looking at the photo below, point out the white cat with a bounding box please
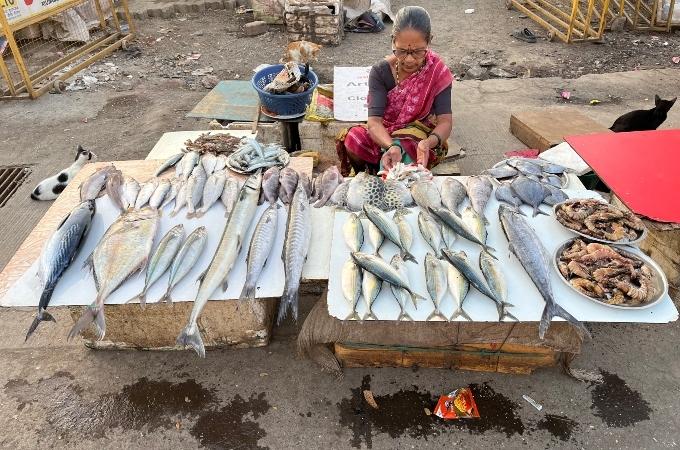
[31,146,96,201]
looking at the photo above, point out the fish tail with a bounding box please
[176,323,206,358]
[426,309,447,321]
[484,245,499,259]
[239,280,256,302]
[363,311,377,320]
[344,311,361,321]
[169,210,179,218]
[541,301,591,340]
[25,309,56,342]
[533,206,549,217]
[398,310,413,321]
[450,307,472,322]
[482,215,490,225]
[193,210,206,219]
[276,288,299,325]
[402,250,417,264]
[409,291,427,307]
[67,305,103,341]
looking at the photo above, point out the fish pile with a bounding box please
[225,139,290,174]
[378,163,433,186]
[184,133,242,155]
[557,239,656,306]
[555,199,646,243]
[330,172,413,212]
[484,158,570,216]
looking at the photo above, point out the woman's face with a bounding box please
[393,28,429,73]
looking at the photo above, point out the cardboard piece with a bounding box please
[566,129,680,223]
[510,108,610,152]
[333,66,371,122]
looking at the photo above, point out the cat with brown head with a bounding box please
[610,95,677,132]
[281,40,322,65]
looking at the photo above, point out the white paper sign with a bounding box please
[333,66,371,122]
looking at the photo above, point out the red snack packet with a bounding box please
[504,149,539,158]
[433,388,480,420]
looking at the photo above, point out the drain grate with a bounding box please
[0,166,31,208]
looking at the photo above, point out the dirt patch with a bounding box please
[590,370,652,427]
[97,94,152,121]
[536,414,579,442]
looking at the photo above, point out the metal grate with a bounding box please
[0,166,31,208]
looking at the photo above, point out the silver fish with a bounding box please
[367,220,383,255]
[342,259,362,320]
[389,254,415,320]
[462,206,487,245]
[69,208,160,340]
[418,210,444,257]
[155,153,184,177]
[161,178,181,209]
[479,250,517,321]
[170,181,189,217]
[425,253,447,321]
[214,154,228,172]
[311,174,323,202]
[363,203,416,263]
[240,204,278,301]
[135,178,159,210]
[466,175,493,224]
[507,158,543,176]
[105,170,125,212]
[149,178,171,210]
[440,178,467,215]
[194,170,226,218]
[495,184,524,210]
[121,176,140,210]
[343,212,364,253]
[530,159,566,174]
[26,200,95,340]
[393,210,413,255]
[221,177,240,218]
[186,165,208,219]
[279,167,299,205]
[444,260,471,321]
[127,224,184,307]
[361,268,381,320]
[351,252,426,306]
[542,184,568,206]
[314,166,342,208]
[542,174,563,188]
[80,165,116,201]
[180,151,200,180]
[484,164,519,179]
[441,249,510,320]
[330,179,350,208]
[159,226,208,303]
[498,205,589,339]
[510,176,549,217]
[260,166,280,205]
[177,171,262,357]
[278,181,312,323]
[410,179,442,211]
[429,207,496,255]
[441,225,457,250]
[201,152,218,175]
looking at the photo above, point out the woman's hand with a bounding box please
[381,146,402,171]
[416,137,435,167]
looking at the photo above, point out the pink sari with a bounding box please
[337,51,453,175]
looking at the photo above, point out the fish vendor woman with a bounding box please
[337,6,453,176]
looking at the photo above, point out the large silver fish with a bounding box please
[342,259,362,320]
[155,152,184,177]
[177,171,262,357]
[194,170,226,218]
[498,205,590,339]
[465,176,493,224]
[26,200,96,340]
[127,224,184,307]
[361,268,381,320]
[444,259,471,321]
[278,167,299,205]
[461,206,488,246]
[429,207,496,255]
[278,180,312,323]
[479,250,517,321]
[313,166,343,208]
[179,151,200,180]
[495,184,524,210]
[69,208,160,340]
[121,176,140,210]
[418,211,444,258]
[410,180,442,211]
[343,212,364,252]
[80,165,116,201]
[159,226,208,303]
[260,166,280,205]
[510,176,549,217]
[185,165,207,218]
[389,254,415,320]
[424,253,447,321]
[351,252,425,306]
[240,204,278,301]
[363,203,416,263]
[393,210,413,255]
[440,177,467,216]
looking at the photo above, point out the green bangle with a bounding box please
[383,140,403,155]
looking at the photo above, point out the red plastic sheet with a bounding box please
[566,129,680,223]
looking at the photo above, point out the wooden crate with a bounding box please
[510,108,611,152]
[284,0,344,46]
[335,342,562,375]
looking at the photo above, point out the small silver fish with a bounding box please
[342,259,362,320]
[80,165,116,201]
[105,170,125,212]
[221,177,240,218]
[425,253,447,321]
[440,178,467,215]
[479,250,517,321]
[159,226,208,303]
[367,220,383,256]
[462,206,487,246]
[444,260,471,321]
[418,211,444,258]
[363,203,416,263]
[343,212,364,253]
[351,252,426,307]
[162,178,182,209]
[170,181,189,217]
[201,152,218,175]
[186,166,208,219]
[194,170,226,218]
[361,269,381,320]
[135,178,159,210]
[393,210,413,255]
[466,175,493,224]
[149,178,171,210]
[180,151,200,180]
[155,153,184,177]
[240,204,279,301]
[389,254,415,320]
[122,176,140,210]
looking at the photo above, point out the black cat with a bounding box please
[610,95,676,132]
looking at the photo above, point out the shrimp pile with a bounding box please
[557,239,656,306]
[555,199,646,243]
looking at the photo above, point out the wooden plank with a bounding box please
[510,108,611,152]
[334,343,562,374]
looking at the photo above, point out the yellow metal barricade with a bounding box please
[0,0,134,99]
[608,0,677,32]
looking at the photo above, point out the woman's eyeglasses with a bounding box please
[392,48,428,59]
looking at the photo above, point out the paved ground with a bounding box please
[1,2,680,449]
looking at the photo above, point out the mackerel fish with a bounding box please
[389,254,414,320]
[351,252,425,306]
[418,210,443,258]
[343,212,364,253]
[461,206,488,246]
[479,250,517,321]
[465,175,493,224]
[361,268,381,320]
[363,203,416,263]
[440,177,467,215]
[425,253,447,321]
[443,259,471,321]
[342,259,362,320]
[428,207,496,256]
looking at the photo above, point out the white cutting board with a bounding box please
[327,178,679,323]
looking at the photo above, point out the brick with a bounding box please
[299,121,322,139]
[147,7,163,17]
[223,0,237,10]
[245,20,268,36]
[161,5,176,18]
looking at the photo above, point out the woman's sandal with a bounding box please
[511,28,537,43]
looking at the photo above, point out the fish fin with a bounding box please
[484,246,499,260]
[193,210,205,219]
[398,310,413,321]
[533,205,549,217]
[82,252,94,271]
[409,291,427,307]
[426,310,447,321]
[540,301,591,340]
[276,288,299,324]
[239,281,256,302]
[450,308,472,321]
[402,251,417,264]
[221,277,229,292]
[24,309,55,342]
[67,305,99,340]
[196,268,208,284]
[344,311,361,321]
[363,311,377,320]
[158,289,172,304]
[482,215,490,225]
[176,323,206,358]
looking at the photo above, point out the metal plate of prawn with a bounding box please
[491,159,569,188]
[552,200,648,246]
[552,237,668,310]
